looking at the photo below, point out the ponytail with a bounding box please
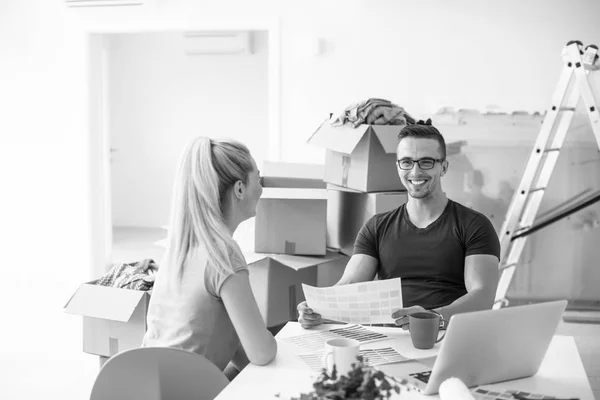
[164,137,253,277]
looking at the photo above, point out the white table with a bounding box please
[216,322,595,400]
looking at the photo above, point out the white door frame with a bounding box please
[85,19,281,277]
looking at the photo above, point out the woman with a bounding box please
[142,137,277,378]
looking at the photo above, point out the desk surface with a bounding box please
[216,322,594,400]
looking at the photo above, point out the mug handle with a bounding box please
[322,350,334,373]
[436,317,447,343]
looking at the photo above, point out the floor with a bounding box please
[17,227,593,400]
[111,226,169,264]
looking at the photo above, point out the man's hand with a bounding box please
[391,305,427,330]
[297,301,323,329]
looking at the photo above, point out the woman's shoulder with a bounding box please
[227,241,248,272]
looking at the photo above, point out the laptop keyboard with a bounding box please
[409,370,432,383]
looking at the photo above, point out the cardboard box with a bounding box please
[260,161,325,189]
[245,251,349,327]
[254,161,329,256]
[308,121,405,192]
[326,184,408,256]
[254,187,328,256]
[64,282,150,358]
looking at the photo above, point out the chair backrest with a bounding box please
[90,347,230,400]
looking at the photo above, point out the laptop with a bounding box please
[404,300,568,395]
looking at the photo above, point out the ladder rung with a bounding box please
[513,226,531,236]
[559,107,576,111]
[512,189,600,241]
[500,263,517,271]
[528,187,546,194]
[543,148,561,152]
[493,298,509,309]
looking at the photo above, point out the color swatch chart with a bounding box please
[302,278,402,324]
[281,324,389,353]
[297,347,411,372]
[473,388,563,400]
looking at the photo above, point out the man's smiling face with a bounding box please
[396,137,448,200]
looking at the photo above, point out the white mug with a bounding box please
[322,338,360,376]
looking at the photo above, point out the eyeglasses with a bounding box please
[396,158,444,170]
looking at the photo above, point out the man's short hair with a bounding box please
[397,119,446,160]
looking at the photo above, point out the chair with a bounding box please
[90,347,230,400]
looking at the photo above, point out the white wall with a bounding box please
[0,1,98,399]
[277,0,600,164]
[73,0,600,163]
[108,31,268,227]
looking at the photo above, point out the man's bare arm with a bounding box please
[434,254,499,323]
[336,254,379,285]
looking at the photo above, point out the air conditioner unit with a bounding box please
[65,0,144,7]
[183,31,253,55]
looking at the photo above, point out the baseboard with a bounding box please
[562,310,600,324]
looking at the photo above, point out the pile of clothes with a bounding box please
[330,98,416,128]
[96,258,158,291]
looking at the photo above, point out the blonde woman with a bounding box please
[142,137,277,379]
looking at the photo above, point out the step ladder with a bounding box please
[494,40,600,309]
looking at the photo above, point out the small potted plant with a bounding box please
[277,355,410,400]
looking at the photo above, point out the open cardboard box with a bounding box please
[245,250,349,327]
[326,184,408,256]
[308,120,405,192]
[64,281,150,358]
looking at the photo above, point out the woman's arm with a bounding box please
[221,270,277,366]
[230,345,249,372]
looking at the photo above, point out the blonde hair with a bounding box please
[165,137,254,277]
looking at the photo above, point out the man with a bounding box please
[298,119,500,329]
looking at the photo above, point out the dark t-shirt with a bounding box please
[354,199,500,309]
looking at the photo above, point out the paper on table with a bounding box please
[472,388,565,400]
[297,347,412,372]
[281,324,390,353]
[302,278,402,325]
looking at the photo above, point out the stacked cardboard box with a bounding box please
[249,161,349,327]
[308,120,409,256]
[254,161,327,256]
[251,120,409,326]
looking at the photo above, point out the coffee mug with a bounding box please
[399,311,446,350]
[322,338,360,376]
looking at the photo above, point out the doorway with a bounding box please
[88,25,280,277]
